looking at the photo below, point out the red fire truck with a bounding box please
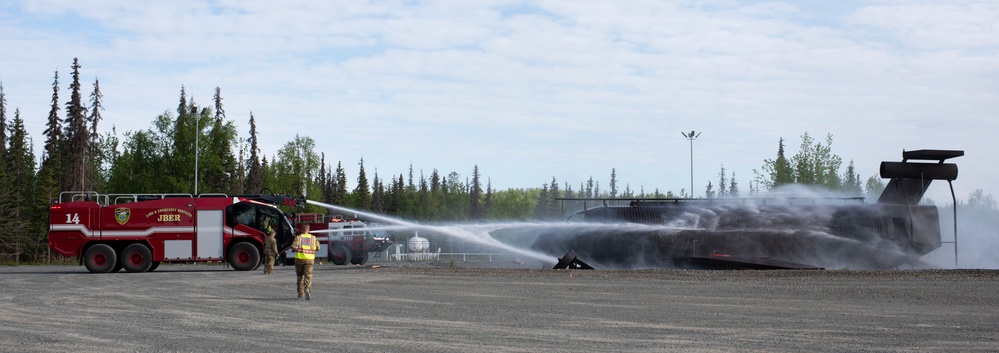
[286,214,394,266]
[48,191,302,273]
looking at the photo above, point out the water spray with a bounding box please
[305,200,555,263]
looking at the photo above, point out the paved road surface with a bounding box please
[1,263,997,352]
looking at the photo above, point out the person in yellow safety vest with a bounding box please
[291,223,320,300]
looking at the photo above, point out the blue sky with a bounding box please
[1,0,996,203]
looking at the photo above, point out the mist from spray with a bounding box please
[305,199,725,268]
[305,182,975,270]
[923,205,999,269]
[306,200,557,264]
[551,184,940,270]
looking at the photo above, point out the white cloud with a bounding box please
[0,0,996,205]
[846,1,999,50]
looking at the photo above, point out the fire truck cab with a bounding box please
[48,191,299,273]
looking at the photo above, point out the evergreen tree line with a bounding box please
[2,58,995,263]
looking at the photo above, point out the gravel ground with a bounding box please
[1,262,997,352]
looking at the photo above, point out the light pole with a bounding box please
[194,112,200,195]
[681,130,701,198]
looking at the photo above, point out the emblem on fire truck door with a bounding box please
[115,207,131,225]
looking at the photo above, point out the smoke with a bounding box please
[922,205,999,269]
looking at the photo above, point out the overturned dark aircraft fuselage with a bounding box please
[534,149,962,270]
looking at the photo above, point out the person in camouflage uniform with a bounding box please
[262,217,278,275]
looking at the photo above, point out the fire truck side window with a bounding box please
[227,203,257,228]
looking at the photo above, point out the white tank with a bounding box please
[407,233,430,253]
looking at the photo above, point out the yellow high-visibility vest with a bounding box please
[294,233,319,260]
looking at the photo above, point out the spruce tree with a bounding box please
[203,111,234,193]
[333,161,348,205]
[469,165,483,220]
[717,165,728,197]
[318,153,328,201]
[6,111,38,261]
[37,70,63,212]
[417,171,429,220]
[843,160,862,196]
[729,172,739,197]
[428,169,441,220]
[484,179,493,218]
[548,176,560,219]
[245,112,263,193]
[371,173,383,212]
[389,174,404,214]
[609,168,617,198]
[63,58,89,191]
[534,182,549,220]
[260,155,271,191]
[170,86,197,193]
[203,89,236,193]
[87,78,104,191]
[756,137,794,190]
[213,87,225,124]
[0,82,7,156]
[0,84,8,255]
[353,158,371,210]
[324,166,334,204]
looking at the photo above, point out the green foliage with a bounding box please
[332,162,348,205]
[609,168,617,198]
[62,58,91,192]
[792,132,842,189]
[469,165,484,220]
[352,158,371,210]
[4,111,41,262]
[534,182,552,219]
[967,189,997,210]
[756,133,847,192]
[717,165,727,197]
[728,172,739,197]
[756,137,794,189]
[244,112,263,193]
[200,88,238,194]
[865,174,886,199]
[843,160,863,196]
[272,134,320,197]
[487,188,539,220]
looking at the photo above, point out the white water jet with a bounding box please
[306,200,557,263]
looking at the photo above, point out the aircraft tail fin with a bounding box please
[877,149,963,205]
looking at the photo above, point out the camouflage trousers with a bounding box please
[294,259,314,296]
[263,255,275,274]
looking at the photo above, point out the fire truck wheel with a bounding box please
[331,245,352,266]
[121,244,153,273]
[350,252,368,265]
[228,242,260,271]
[148,261,160,272]
[83,244,118,273]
